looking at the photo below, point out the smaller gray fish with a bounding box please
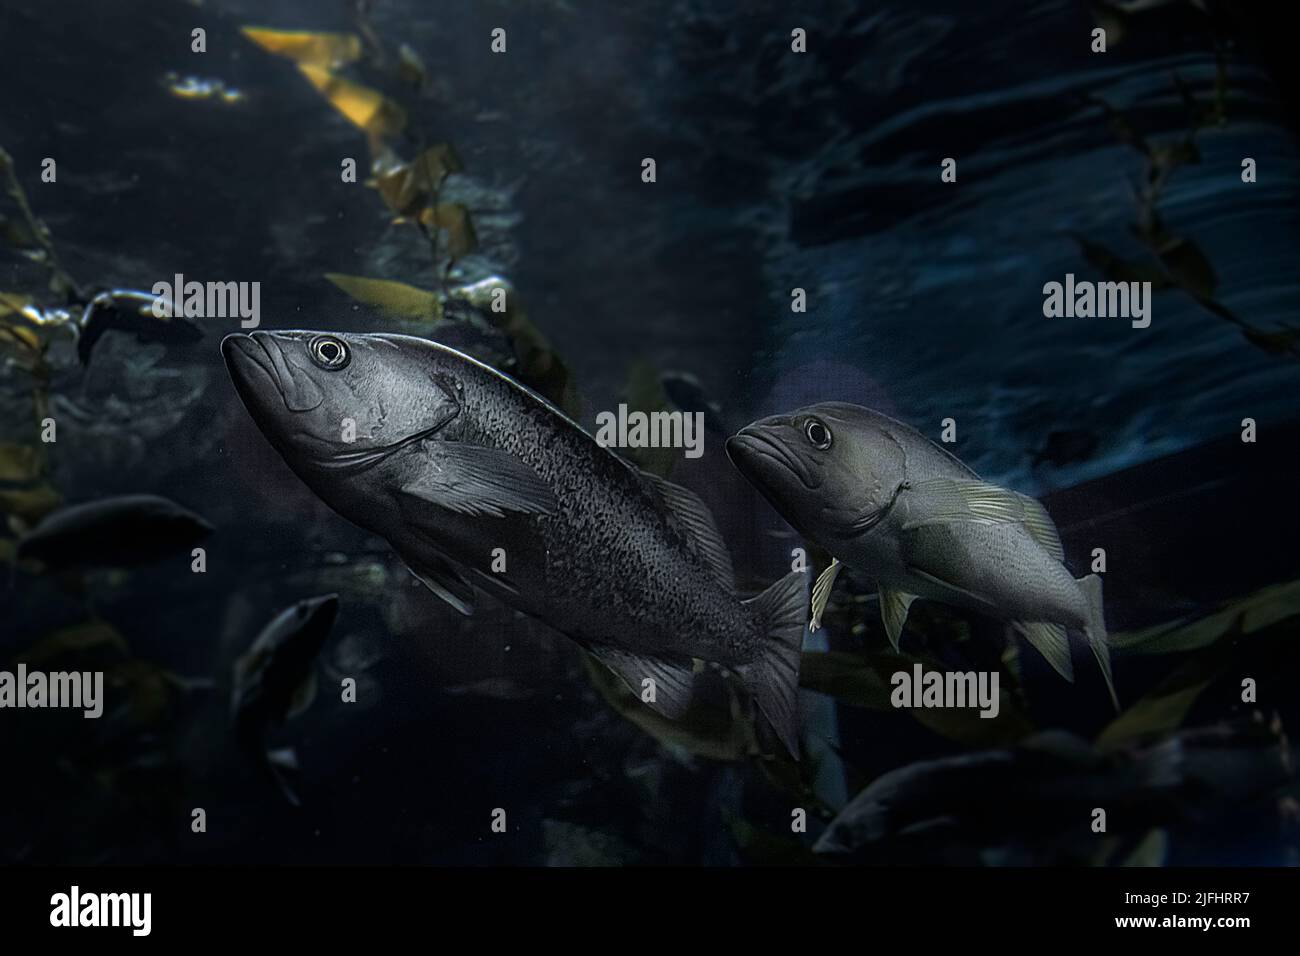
[17,494,213,571]
[727,403,1117,708]
[231,594,339,806]
[76,289,202,366]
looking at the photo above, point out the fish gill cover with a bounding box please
[0,0,1296,879]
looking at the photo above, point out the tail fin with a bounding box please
[739,570,807,758]
[1079,573,1119,711]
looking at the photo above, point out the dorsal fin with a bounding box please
[642,473,734,589]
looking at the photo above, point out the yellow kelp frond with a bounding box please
[297,64,406,144]
[240,27,362,69]
[0,442,41,484]
[372,145,464,217]
[0,482,61,526]
[324,273,443,323]
[418,202,477,260]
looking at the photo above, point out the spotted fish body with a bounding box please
[726,402,1117,708]
[222,331,805,752]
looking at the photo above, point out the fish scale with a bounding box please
[452,370,751,661]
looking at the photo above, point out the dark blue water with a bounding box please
[1,0,1297,866]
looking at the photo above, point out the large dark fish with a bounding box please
[16,494,213,570]
[231,593,339,806]
[221,330,806,752]
[727,403,1117,708]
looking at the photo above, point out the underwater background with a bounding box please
[1,0,1297,865]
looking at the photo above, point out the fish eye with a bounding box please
[805,418,832,450]
[309,336,350,370]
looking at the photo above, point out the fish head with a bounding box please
[222,330,464,476]
[269,592,340,654]
[726,402,908,542]
[233,593,339,716]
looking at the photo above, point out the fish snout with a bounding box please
[723,430,748,463]
[726,426,817,491]
[222,332,324,413]
[222,333,276,397]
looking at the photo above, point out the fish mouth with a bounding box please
[726,427,818,491]
[222,333,284,411]
[221,332,324,412]
[222,332,297,418]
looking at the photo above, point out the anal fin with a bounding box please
[1013,621,1075,683]
[879,586,917,651]
[404,553,475,616]
[587,645,697,719]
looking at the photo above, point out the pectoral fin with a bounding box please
[900,476,1024,528]
[587,645,697,718]
[879,586,917,651]
[809,558,842,631]
[401,441,557,518]
[901,477,1065,561]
